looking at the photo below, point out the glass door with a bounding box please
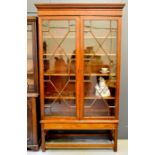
[41,17,79,118]
[82,17,118,118]
[27,23,35,92]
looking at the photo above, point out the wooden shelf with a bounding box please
[84,53,116,56]
[44,96,115,100]
[84,73,116,76]
[43,36,116,39]
[44,73,116,76]
[43,53,75,56]
[45,134,113,145]
[109,106,115,108]
[45,96,76,99]
[45,143,113,149]
[44,103,76,109]
[84,96,115,100]
[43,53,116,56]
[44,73,75,76]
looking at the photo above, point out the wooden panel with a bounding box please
[35,3,125,16]
[27,98,33,145]
[41,119,118,123]
[38,17,45,120]
[31,98,37,145]
[38,10,123,16]
[35,3,125,10]
[27,97,39,150]
[80,16,119,20]
[44,123,116,130]
[49,133,111,137]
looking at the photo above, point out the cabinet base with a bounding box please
[40,124,118,152]
[46,143,114,149]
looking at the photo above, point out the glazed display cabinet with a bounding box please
[35,3,125,151]
[27,16,40,150]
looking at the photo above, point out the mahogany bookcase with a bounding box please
[35,3,125,152]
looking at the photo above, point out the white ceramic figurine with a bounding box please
[95,77,111,97]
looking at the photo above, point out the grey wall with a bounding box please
[27,0,128,139]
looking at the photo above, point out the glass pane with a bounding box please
[27,24,35,92]
[84,20,117,117]
[42,20,76,117]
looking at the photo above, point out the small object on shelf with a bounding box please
[95,77,111,97]
[85,46,94,58]
[100,67,110,73]
[54,57,68,73]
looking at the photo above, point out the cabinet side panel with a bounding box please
[115,17,122,120]
[38,17,45,119]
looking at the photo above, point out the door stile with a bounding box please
[115,17,122,120]
[75,16,81,120]
[79,16,84,120]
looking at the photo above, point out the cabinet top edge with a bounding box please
[35,3,125,10]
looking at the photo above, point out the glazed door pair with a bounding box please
[40,16,118,119]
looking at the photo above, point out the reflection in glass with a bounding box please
[45,99,76,117]
[27,24,35,92]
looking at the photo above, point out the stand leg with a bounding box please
[113,128,118,152]
[41,125,45,152]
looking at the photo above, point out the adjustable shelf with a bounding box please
[44,73,116,76]
[45,96,76,100]
[84,96,115,100]
[43,53,116,56]
[44,96,115,100]
[44,73,76,76]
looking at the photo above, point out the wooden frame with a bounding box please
[27,96,39,150]
[35,3,125,152]
[27,17,40,151]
